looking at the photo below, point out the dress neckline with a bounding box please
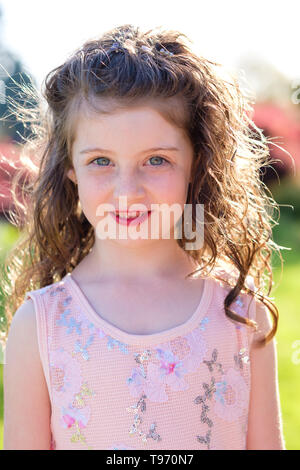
[65,272,214,345]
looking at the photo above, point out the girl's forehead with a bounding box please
[72,95,189,137]
[68,95,192,162]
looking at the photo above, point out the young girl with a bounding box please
[1,24,286,450]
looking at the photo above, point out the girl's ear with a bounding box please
[67,168,77,185]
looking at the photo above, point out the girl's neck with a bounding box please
[73,242,200,284]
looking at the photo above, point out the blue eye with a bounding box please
[91,157,111,166]
[147,156,169,166]
[90,156,170,167]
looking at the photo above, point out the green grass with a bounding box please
[0,215,299,450]
[0,221,19,451]
[272,263,300,450]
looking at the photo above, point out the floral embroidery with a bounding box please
[134,349,151,377]
[126,394,162,444]
[108,443,137,450]
[214,380,227,404]
[50,348,83,407]
[56,308,82,335]
[203,348,224,374]
[157,348,188,379]
[127,326,208,404]
[195,345,248,449]
[213,368,248,422]
[183,327,208,373]
[61,403,90,430]
[197,429,212,448]
[194,349,221,449]
[49,347,94,449]
[55,288,130,387]
[127,367,147,396]
[74,382,95,407]
[233,295,251,394]
[49,285,66,296]
[62,296,72,307]
[125,323,210,445]
[75,309,97,332]
[68,381,95,449]
[232,296,246,330]
[234,348,250,370]
[73,335,94,361]
[235,296,244,308]
[199,316,209,331]
[106,335,129,354]
[145,352,189,402]
[90,324,106,339]
[127,348,188,403]
[38,285,53,296]
[126,350,163,444]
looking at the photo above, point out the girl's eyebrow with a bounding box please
[79,146,180,155]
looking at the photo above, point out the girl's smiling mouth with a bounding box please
[111,210,152,226]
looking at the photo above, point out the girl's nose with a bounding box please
[113,171,145,201]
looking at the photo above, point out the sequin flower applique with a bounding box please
[73,335,94,361]
[182,326,209,373]
[56,307,82,335]
[234,348,250,370]
[213,367,248,422]
[232,295,247,330]
[49,348,95,449]
[145,348,189,402]
[61,404,90,434]
[66,381,95,449]
[50,348,83,407]
[106,335,129,354]
[126,393,162,444]
[127,327,208,403]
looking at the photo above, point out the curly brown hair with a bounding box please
[0,23,287,349]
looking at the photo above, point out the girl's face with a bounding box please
[68,102,194,246]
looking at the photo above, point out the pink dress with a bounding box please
[24,268,257,450]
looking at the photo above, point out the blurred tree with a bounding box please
[236,54,300,186]
[0,4,39,218]
[236,53,297,108]
[0,4,37,144]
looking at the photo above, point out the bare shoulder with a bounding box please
[246,297,286,449]
[11,297,36,324]
[7,298,38,350]
[5,297,41,373]
[251,295,274,348]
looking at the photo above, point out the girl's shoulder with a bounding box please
[22,276,72,332]
[24,275,70,301]
[208,261,255,292]
[207,262,257,323]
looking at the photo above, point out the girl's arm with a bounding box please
[3,299,52,450]
[246,299,286,450]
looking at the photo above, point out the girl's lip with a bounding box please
[114,210,151,214]
[111,211,151,226]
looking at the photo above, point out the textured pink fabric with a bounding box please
[24,269,256,450]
